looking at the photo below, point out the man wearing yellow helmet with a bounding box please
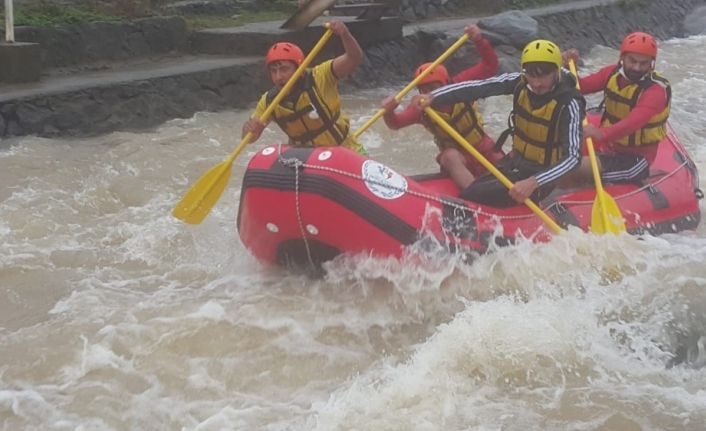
[379,24,503,191]
[420,39,586,207]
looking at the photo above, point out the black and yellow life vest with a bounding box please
[266,71,363,153]
[509,75,583,166]
[601,67,671,147]
[423,102,486,151]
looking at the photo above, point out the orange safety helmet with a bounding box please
[266,42,305,66]
[415,62,449,86]
[620,32,657,58]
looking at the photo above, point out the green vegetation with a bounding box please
[179,0,297,29]
[0,0,298,28]
[1,0,573,29]
[1,4,123,26]
[183,11,292,31]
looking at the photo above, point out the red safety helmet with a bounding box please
[265,42,305,66]
[415,63,449,86]
[620,32,657,58]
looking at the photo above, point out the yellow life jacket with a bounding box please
[510,75,583,166]
[601,68,671,147]
[266,71,364,154]
[423,101,486,151]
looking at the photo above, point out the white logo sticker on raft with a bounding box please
[362,160,407,200]
[261,147,276,156]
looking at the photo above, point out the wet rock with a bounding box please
[15,104,51,134]
[497,55,521,74]
[14,17,188,69]
[478,10,538,48]
[684,6,706,35]
[6,119,23,136]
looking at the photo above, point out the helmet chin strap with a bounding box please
[618,59,652,82]
[619,65,649,82]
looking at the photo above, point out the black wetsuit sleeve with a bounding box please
[430,72,522,107]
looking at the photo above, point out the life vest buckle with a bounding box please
[695,188,704,200]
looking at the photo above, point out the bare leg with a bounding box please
[438,148,475,189]
[556,156,601,188]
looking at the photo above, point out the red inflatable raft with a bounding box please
[238,123,701,269]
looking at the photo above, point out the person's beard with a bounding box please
[624,68,647,82]
[619,63,648,82]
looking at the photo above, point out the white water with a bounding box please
[1,36,706,431]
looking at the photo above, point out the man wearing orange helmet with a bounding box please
[379,24,502,191]
[563,31,670,183]
[242,20,366,154]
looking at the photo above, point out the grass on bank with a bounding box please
[1,4,123,26]
[182,11,292,31]
[1,0,588,29]
[0,0,295,28]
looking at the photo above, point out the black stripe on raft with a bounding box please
[239,170,419,246]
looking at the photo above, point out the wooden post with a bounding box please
[4,0,14,43]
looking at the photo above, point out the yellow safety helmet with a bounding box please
[520,39,562,70]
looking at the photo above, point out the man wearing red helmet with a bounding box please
[379,24,503,191]
[242,20,366,154]
[563,31,670,184]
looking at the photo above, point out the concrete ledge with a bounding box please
[191,17,403,57]
[0,55,267,137]
[0,42,42,83]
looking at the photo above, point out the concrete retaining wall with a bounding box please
[3,16,189,69]
[0,62,268,137]
[351,0,706,90]
[1,0,705,138]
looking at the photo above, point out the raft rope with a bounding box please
[289,154,317,269]
[557,159,689,205]
[276,145,690,225]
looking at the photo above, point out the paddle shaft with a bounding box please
[352,34,470,139]
[568,59,612,232]
[424,107,563,234]
[172,28,333,224]
[229,28,334,164]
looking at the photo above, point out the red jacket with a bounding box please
[384,37,498,129]
[578,64,668,149]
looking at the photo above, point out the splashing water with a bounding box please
[2,36,706,431]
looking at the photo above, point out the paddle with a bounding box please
[423,107,563,234]
[280,0,335,30]
[172,28,334,224]
[568,60,626,234]
[351,33,471,139]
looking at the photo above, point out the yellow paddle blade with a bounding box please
[590,191,626,234]
[172,159,234,224]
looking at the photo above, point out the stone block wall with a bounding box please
[349,0,706,90]
[3,16,189,69]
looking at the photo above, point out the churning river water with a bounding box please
[2,36,706,430]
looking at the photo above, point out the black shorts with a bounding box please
[460,156,554,208]
[597,153,649,183]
